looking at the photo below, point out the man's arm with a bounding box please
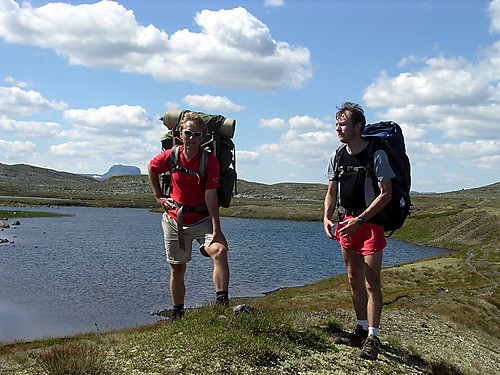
[205,188,227,246]
[323,180,338,239]
[148,164,172,212]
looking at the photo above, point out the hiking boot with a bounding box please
[334,325,368,347]
[171,308,185,321]
[215,294,229,306]
[359,334,381,360]
[150,308,184,321]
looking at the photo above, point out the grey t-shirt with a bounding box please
[326,142,396,207]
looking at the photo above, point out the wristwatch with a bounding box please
[356,216,365,225]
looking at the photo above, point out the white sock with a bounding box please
[357,320,368,331]
[368,327,379,337]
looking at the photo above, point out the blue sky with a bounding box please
[0,0,499,193]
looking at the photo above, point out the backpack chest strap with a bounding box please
[339,165,367,174]
[172,165,204,184]
[170,146,209,185]
[338,206,365,217]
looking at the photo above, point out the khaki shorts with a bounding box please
[162,213,213,264]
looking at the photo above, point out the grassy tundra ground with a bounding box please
[0,167,498,374]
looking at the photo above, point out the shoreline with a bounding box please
[0,206,450,342]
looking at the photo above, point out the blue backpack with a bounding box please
[335,121,412,236]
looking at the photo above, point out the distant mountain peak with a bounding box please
[83,164,141,181]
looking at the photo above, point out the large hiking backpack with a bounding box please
[335,121,411,236]
[159,109,237,208]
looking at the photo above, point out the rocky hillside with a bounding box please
[1,162,498,203]
[0,163,97,186]
[0,162,328,199]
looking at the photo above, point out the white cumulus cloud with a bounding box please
[0,1,312,90]
[0,116,61,137]
[256,129,338,167]
[182,95,245,113]
[362,1,500,180]
[0,86,67,116]
[288,115,333,130]
[0,139,38,164]
[236,150,259,164]
[259,118,287,129]
[5,76,31,87]
[488,0,500,33]
[259,116,332,131]
[63,104,154,138]
[0,139,37,153]
[264,0,285,8]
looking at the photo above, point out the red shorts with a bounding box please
[334,216,386,256]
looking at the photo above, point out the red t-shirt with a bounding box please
[149,146,220,224]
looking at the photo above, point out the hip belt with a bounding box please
[338,206,365,218]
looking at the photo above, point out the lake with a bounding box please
[0,206,451,343]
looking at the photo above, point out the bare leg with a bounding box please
[204,243,229,292]
[363,251,383,328]
[169,263,186,306]
[341,247,368,321]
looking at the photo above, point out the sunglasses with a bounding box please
[182,129,204,138]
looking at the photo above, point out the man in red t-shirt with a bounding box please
[148,112,230,319]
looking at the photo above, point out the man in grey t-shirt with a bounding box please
[323,102,394,360]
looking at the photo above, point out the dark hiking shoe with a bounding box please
[359,334,381,360]
[334,325,368,347]
[150,308,184,321]
[215,294,229,306]
[172,308,185,321]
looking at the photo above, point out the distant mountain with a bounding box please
[83,165,141,181]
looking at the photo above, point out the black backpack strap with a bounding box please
[334,144,347,179]
[364,140,383,198]
[198,149,209,178]
[170,145,180,170]
[336,142,372,216]
[171,147,208,184]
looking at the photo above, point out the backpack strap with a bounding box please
[169,145,210,250]
[198,148,208,178]
[335,144,368,175]
[333,143,347,179]
[366,140,377,189]
[170,146,209,183]
[335,142,373,215]
[170,145,180,171]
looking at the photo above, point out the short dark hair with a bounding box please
[336,102,366,132]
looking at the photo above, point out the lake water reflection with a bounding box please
[0,206,451,343]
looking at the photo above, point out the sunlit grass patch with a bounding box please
[37,341,109,375]
[111,305,334,374]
